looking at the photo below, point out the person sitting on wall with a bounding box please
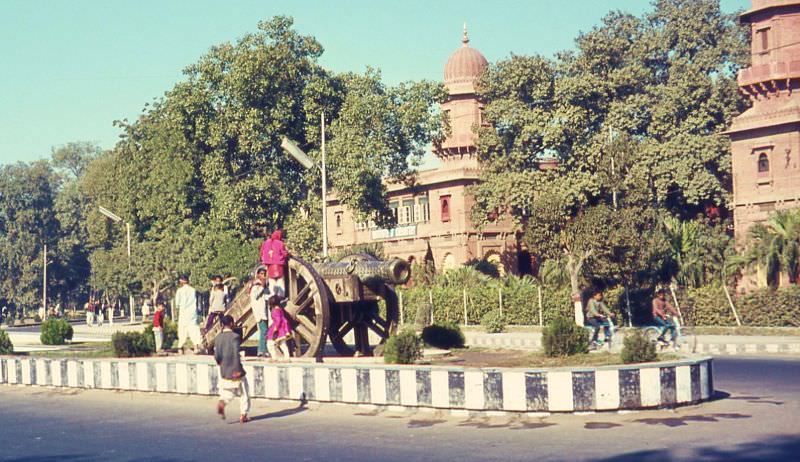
[652,288,680,347]
[586,290,614,349]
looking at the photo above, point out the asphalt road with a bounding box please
[0,356,798,462]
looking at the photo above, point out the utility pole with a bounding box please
[609,127,618,210]
[321,112,328,258]
[42,244,47,321]
[127,222,134,323]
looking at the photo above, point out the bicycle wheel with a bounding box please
[643,326,662,345]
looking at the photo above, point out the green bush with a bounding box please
[621,330,658,364]
[542,317,590,357]
[0,330,13,354]
[111,331,154,357]
[681,286,800,327]
[383,329,423,364]
[39,318,74,345]
[142,317,178,350]
[421,321,465,349]
[481,309,506,333]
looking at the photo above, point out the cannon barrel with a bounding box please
[313,258,410,285]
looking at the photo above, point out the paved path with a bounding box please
[0,356,798,461]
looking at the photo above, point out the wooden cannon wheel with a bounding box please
[284,256,330,358]
[327,254,400,356]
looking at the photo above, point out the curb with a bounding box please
[0,355,713,413]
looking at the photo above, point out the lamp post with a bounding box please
[280,112,328,257]
[98,206,134,324]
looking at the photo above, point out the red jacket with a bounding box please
[152,310,165,328]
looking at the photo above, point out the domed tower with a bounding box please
[436,25,488,168]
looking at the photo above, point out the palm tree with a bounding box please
[662,216,702,288]
[742,209,800,286]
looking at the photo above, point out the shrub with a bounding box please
[0,330,13,354]
[542,317,590,357]
[112,331,154,357]
[142,317,178,350]
[421,321,465,349]
[33,314,42,323]
[621,330,658,364]
[481,309,506,333]
[383,329,423,364]
[40,318,74,345]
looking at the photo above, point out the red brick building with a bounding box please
[726,1,800,237]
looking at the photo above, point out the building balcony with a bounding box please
[738,59,800,87]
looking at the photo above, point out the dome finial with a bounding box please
[462,22,469,46]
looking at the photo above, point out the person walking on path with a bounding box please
[175,275,202,354]
[84,298,95,327]
[250,267,270,357]
[141,298,151,323]
[652,288,680,346]
[214,315,250,423]
[260,230,289,297]
[152,301,166,353]
[266,295,291,360]
[586,290,614,349]
[206,282,226,332]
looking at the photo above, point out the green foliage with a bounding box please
[329,242,385,261]
[741,209,800,287]
[481,309,506,334]
[142,318,178,350]
[542,317,590,357]
[383,329,422,364]
[621,330,657,364]
[111,331,154,357]
[683,286,800,328]
[465,258,500,278]
[421,321,465,349]
[39,318,74,345]
[0,329,13,354]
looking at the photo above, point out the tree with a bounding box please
[742,209,800,286]
[0,162,61,309]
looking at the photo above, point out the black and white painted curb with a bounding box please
[0,356,713,413]
[464,333,800,355]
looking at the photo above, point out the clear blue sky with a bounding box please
[0,0,750,165]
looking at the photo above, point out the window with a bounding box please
[389,201,398,222]
[398,199,414,225]
[756,28,769,52]
[758,153,770,173]
[335,212,343,234]
[414,196,430,223]
[440,195,451,222]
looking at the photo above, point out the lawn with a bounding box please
[424,348,679,368]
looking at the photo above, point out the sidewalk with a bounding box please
[463,331,800,355]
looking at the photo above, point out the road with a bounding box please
[0,356,798,462]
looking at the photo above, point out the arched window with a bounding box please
[335,214,342,228]
[758,153,770,173]
[440,195,451,222]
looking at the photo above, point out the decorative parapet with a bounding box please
[0,356,714,413]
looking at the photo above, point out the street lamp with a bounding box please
[98,205,134,324]
[281,112,328,257]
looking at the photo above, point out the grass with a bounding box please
[14,342,115,359]
[426,348,676,368]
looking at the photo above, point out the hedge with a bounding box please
[399,275,800,328]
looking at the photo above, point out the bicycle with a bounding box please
[642,316,696,353]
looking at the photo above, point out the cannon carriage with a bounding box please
[202,254,410,358]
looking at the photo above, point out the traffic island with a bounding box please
[0,354,713,413]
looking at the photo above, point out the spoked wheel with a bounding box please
[328,254,400,356]
[284,256,330,358]
[643,326,663,349]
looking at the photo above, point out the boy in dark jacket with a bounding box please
[214,315,250,423]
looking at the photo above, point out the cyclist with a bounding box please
[652,288,680,348]
[586,290,614,349]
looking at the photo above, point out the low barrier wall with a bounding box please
[0,356,713,413]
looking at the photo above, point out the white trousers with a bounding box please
[268,278,285,298]
[219,377,251,416]
[267,338,289,359]
[153,327,163,352]
[177,323,202,350]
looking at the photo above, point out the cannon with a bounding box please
[202,254,410,358]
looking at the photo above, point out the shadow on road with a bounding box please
[249,402,307,422]
[632,412,750,428]
[592,434,800,462]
